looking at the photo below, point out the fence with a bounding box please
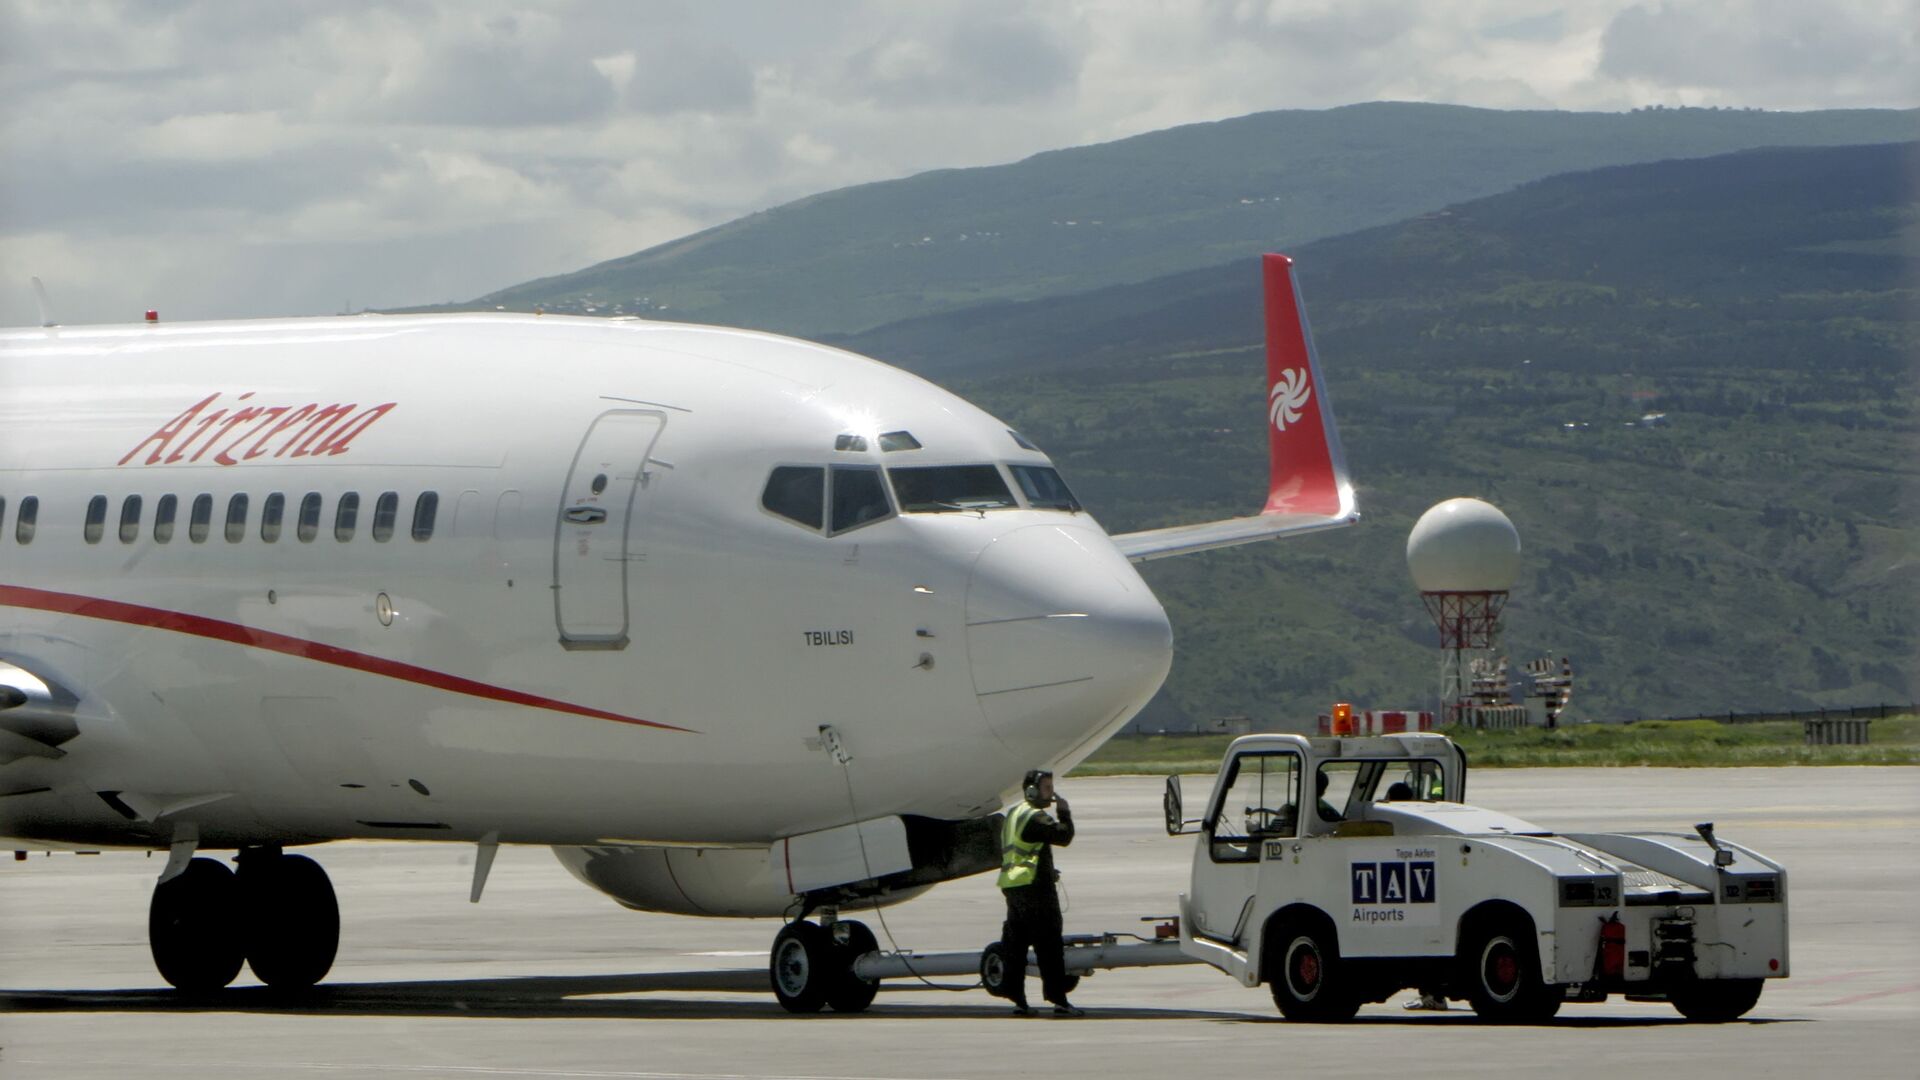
[1690,704,1914,725]
[1803,717,1874,745]
[1131,703,1913,737]
[1634,702,1914,747]
[1443,705,1528,731]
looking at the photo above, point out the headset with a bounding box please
[1023,769,1053,804]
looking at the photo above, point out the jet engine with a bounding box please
[552,813,998,917]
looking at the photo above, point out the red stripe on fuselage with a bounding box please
[0,584,693,734]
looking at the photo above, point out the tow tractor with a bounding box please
[824,731,1787,1022]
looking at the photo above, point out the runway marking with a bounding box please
[1817,983,1920,1008]
[13,1064,972,1080]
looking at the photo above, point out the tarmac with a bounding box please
[3,766,1917,1079]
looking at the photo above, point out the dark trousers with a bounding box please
[1002,884,1070,1005]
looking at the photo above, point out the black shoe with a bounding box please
[1051,1002,1085,1017]
[1009,1002,1034,1016]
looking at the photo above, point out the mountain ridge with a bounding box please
[841,140,1919,727]
[426,102,1918,338]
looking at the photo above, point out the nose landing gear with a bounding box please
[148,848,341,991]
[769,916,880,1013]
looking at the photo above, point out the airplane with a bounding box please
[0,253,1355,1012]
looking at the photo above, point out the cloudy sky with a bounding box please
[2,0,1914,327]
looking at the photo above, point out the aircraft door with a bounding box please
[553,410,665,649]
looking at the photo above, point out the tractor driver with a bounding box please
[1315,769,1344,823]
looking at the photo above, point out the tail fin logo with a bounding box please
[1268,368,1312,432]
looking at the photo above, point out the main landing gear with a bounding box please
[149,847,340,992]
[769,916,880,1013]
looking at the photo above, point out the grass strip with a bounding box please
[1074,715,1920,775]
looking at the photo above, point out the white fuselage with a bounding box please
[0,314,1173,854]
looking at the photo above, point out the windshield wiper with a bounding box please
[908,501,988,518]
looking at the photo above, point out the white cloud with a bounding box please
[129,112,303,162]
[834,9,1081,107]
[1598,0,1920,108]
[0,0,1913,327]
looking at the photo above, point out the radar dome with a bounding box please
[1407,498,1521,593]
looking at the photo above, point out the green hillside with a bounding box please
[840,142,1919,728]
[445,103,1916,338]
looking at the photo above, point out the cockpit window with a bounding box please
[1010,465,1081,512]
[889,465,1017,513]
[763,466,825,529]
[1008,430,1039,451]
[830,465,892,534]
[879,431,921,452]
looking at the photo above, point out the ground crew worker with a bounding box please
[998,768,1081,1016]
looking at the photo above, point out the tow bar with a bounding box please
[848,919,1199,993]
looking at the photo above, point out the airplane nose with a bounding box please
[966,524,1173,761]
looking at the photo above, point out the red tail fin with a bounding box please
[1108,253,1356,562]
[1262,253,1346,516]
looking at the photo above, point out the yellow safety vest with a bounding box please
[998,803,1044,889]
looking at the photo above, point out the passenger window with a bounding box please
[118,495,143,543]
[762,466,825,530]
[15,496,36,544]
[830,466,892,534]
[1209,752,1300,863]
[84,496,107,544]
[335,492,360,541]
[411,491,438,541]
[189,494,213,544]
[889,465,1017,513]
[298,492,323,542]
[0,496,6,535]
[225,494,250,543]
[493,490,521,540]
[154,494,177,544]
[372,491,399,542]
[1011,465,1081,512]
[260,493,285,542]
[451,489,485,539]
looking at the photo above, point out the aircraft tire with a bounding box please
[825,920,879,1013]
[241,852,340,990]
[770,920,833,1013]
[149,856,244,992]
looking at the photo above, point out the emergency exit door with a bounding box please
[553,410,665,649]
